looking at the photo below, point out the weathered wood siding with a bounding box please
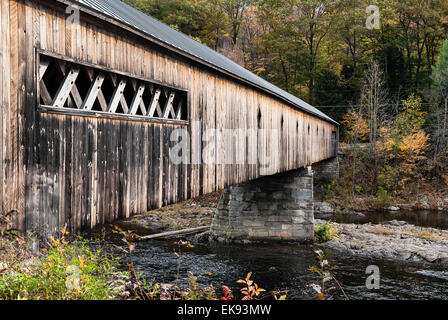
[0,0,338,235]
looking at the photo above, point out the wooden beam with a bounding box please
[85,68,108,111]
[56,60,82,108]
[108,78,127,113]
[176,101,183,120]
[39,81,53,105]
[138,226,209,241]
[51,65,80,108]
[147,88,161,117]
[163,91,175,119]
[81,72,106,110]
[129,83,145,115]
[109,75,129,113]
[39,57,50,81]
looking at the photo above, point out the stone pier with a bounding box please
[210,167,315,243]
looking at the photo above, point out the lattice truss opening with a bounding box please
[39,55,188,120]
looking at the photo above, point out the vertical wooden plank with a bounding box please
[0,0,4,218]
[1,0,11,218]
[125,120,132,217]
[38,116,48,236]
[104,119,112,223]
[146,123,154,209]
[78,118,86,230]
[90,118,98,229]
[8,0,19,229]
[96,118,104,225]
[14,0,26,231]
[119,119,128,219]
[51,115,60,234]
[142,123,148,211]
[23,0,39,233]
[113,119,120,221]
[107,119,115,220]
[70,117,77,232]
[62,113,72,232]
[76,117,83,231]
[153,124,161,208]
[85,119,94,229]
[161,126,168,206]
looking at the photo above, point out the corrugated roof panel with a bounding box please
[72,0,337,124]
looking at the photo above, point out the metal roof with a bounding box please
[69,0,337,125]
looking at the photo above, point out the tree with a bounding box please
[360,61,389,157]
[340,110,369,143]
[221,0,253,46]
[429,38,448,177]
[294,0,336,103]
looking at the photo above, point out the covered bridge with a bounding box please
[0,0,338,237]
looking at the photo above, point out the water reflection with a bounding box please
[327,210,448,230]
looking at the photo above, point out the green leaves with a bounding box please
[314,222,335,242]
[0,233,120,300]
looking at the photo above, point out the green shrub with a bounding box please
[0,231,123,300]
[314,222,334,243]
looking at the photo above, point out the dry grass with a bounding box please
[0,234,35,267]
[401,229,447,242]
[366,225,448,242]
[367,225,397,236]
[130,192,221,230]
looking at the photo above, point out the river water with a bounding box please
[86,210,448,300]
[326,210,448,230]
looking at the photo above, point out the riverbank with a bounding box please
[316,219,448,266]
[0,231,131,300]
[116,194,448,268]
[316,191,448,215]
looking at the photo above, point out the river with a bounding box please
[85,210,448,300]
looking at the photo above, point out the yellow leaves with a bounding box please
[317,292,326,300]
[375,127,395,159]
[253,66,266,75]
[48,235,59,249]
[61,225,69,236]
[341,111,369,143]
[174,240,194,248]
[237,272,266,300]
[112,225,124,234]
[398,130,429,157]
[79,255,87,269]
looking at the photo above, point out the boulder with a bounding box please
[341,211,366,217]
[314,202,335,214]
[382,220,408,227]
[192,231,211,243]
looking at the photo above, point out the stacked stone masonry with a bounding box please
[210,167,315,242]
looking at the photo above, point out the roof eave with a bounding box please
[53,0,339,126]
